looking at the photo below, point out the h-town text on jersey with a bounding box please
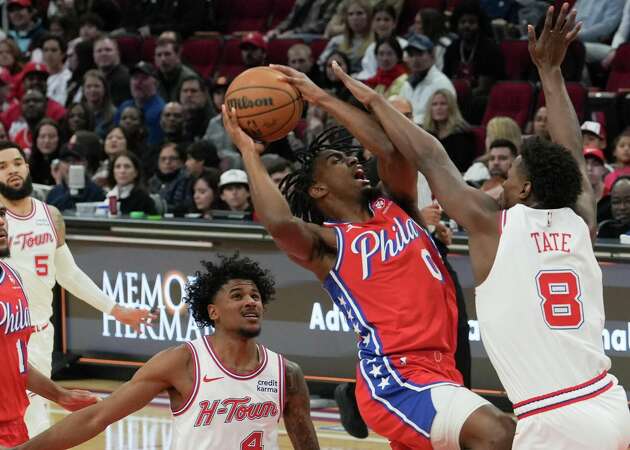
[8,231,54,251]
[194,397,279,427]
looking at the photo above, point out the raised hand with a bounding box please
[56,388,99,412]
[330,61,379,107]
[222,104,266,156]
[112,305,158,332]
[527,3,582,71]
[269,64,326,104]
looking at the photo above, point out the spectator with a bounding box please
[412,9,453,71]
[71,129,104,177]
[120,0,207,40]
[530,106,550,140]
[46,146,106,211]
[30,118,62,185]
[93,36,130,107]
[41,34,71,106]
[479,138,517,200]
[47,14,77,44]
[218,169,251,212]
[0,68,18,113]
[0,38,23,81]
[443,1,505,124]
[106,151,157,215]
[422,88,476,173]
[599,0,630,69]
[72,1,122,32]
[576,0,624,46]
[154,36,197,102]
[266,0,341,39]
[603,129,630,194]
[464,115,521,184]
[209,76,229,114]
[9,88,46,152]
[287,44,324,87]
[159,102,185,144]
[93,125,127,186]
[115,61,165,146]
[399,34,455,124]
[185,140,220,178]
[598,176,630,239]
[191,168,221,219]
[319,0,373,74]
[148,142,190,213]
[365,36,407,97]
[119,105,148,153]
[81,69,115,138]
[262,155,293,187]
[240,32,268,69]
[65,38,96,105]
[7,0,45,57]
[179,75,214,142]
[70,13,104,49]
[357,1,406,80]
[581,120,607,150]
[61,102,95,141]
[583,147,611,222]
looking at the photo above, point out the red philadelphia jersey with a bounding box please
[0,260,32,423]
[323,198,461,384]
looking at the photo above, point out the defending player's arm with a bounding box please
[271,65,417,205]
[283,360,320,450]
[222,106,334,278]
[331,63,499,234]
[528,4,597,236]
[48,206,156,330]
[14,346,189,450]
[26,364,98,412]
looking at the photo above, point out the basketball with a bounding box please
[224,67,303,142]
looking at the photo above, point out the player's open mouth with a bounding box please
[8,176,22,184]
[354,167,370,185]
[242,312,260,320]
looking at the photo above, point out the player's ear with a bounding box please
[520,180,532,200]
[207,304,219,322]
[308,182,328,199]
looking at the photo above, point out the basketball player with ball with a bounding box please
[223,67,516,449]
[7,254,319,450]
[329,3,630,448]
[0,142,156,437]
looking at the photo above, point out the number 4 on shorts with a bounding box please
[241,431,263,450]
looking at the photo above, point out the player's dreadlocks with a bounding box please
[280,126,362,225]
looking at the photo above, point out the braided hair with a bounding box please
[280,126,362,225]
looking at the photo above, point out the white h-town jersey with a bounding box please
[171,336,286,450]
[476,204,613,419]
[6,198,58,325]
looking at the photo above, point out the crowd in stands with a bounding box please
[0,0,629,239]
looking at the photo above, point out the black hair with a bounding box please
[373,1,398,21]
[159,141,186,161]
[79,13,104,30]
[187,140,219,168]
[179,74,208,95]
[263,155,293,177]
[419,8,447,43]
[74,130,104,175]
[374,35,403,62]
[519,136,582,209]
[450,0,492,38]
[107,150,146,189]
[489,138,518,157]
[280,126,361,225]
[185,253,275,328]
[39,33,67,53]
[0,141,26,159]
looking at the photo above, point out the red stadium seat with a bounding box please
[501,40,530,80]
[270,0,296,29]
[115,35,142,66]
[482,82,535,129]
[219,0,274,33]
[215,38,246,79]
[606,43,630,92]
[452,78,471,118]
[537,82,587,121]
[142,36,157,64]
[471,126,486,156]
[267,38,304,65]
[181,38,222,79]
[397,0,447,34]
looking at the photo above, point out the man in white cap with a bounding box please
[581,120,607,150]
[219,169,251,212]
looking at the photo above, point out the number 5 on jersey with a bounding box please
[536,270,584,329]
[35,255,49,276]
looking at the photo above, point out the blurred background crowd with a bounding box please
[0,0,629,239]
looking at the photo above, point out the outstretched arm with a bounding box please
[27,364,98,412]
[15,346,188,450]
[528,4,596,236]
[283,360,319,450]
[331,63,499,234]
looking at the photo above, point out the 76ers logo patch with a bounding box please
[373,199,385,209]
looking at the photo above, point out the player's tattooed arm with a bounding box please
[283,359,320,450]
[48,205,66,246]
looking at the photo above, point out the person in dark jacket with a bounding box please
[106,151,157,215]
[147,142,190,214]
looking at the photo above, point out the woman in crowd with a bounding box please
[604,129,630,194]
[71,130,104,178]
[0,39,23,80]
[319,0,373,74]
[410,8,453,71]
[598,176,630,239]
[357,1,406,80]
[30,118,62,185]
[66,39,96,106]
[94,126,129,186]
[81,69,115,138]
[422,89,476,173]
[118,105,148,157]
[61,102,95,141]
[364,36,407,98]
[191,168,221,219]
[106,151,157,215]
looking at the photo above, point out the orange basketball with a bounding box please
[225,67,303,142]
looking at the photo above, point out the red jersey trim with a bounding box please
[42,203,59,244]
[278,355,286,422]
[171,342,200,416]
[498,210,507,236]
[6,198,35,220]
[202,336,268,380]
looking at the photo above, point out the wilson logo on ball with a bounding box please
[227,96,274,109]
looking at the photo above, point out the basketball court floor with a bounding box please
[51,379,390,449]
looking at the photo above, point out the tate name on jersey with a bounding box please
[530,231,572,254]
